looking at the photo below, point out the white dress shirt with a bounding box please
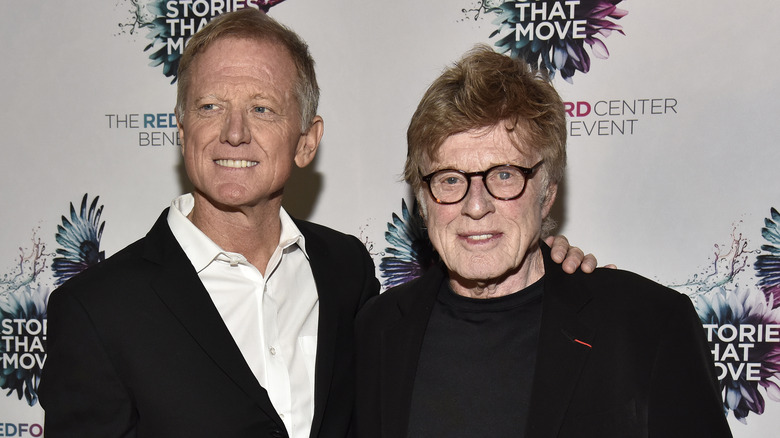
[167,194,318,438]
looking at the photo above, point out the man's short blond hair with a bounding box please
[175,8,319,132]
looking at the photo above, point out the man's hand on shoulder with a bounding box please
[545,235,617,274]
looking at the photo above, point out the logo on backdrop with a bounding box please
[564,97,678,137]
[672,209,780,424]
[377,200,780,423]
[464,0,628,83]
[119,0,288,83]
[463,2,675,137]
[1,195,105,407]
[105,112,180,147]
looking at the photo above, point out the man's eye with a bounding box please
[443,176,461,185]
[436,174,464,186]
[253,106,268,113]
[489,167,521,183]
[497,171,514,180]
[200,104,216,111]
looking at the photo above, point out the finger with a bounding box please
[562,247,584,273]
[580,253,598,274]
[548,235,570,263]
[603,263,617,270]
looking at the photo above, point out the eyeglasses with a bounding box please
[421,160,544,205]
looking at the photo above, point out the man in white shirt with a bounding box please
[39,8,595,438]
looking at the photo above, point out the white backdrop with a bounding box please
[2,0,779,435]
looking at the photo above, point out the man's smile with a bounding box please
[214,159,259,168]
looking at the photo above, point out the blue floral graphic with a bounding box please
[755,208,780,307]
[52,195,105,286]
[379,199,437,289]
[122,0,289,83]
[1,194,105,406]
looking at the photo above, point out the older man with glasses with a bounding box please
[354,46,732,438]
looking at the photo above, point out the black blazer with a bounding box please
[355,243,732,438]
[39,209,379,438]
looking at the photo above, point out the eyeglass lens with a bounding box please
[429,165,529,203]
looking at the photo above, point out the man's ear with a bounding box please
[416,189,428,222]
[541,183,558,218]
[295,115,324,168]
[176,114,185,155]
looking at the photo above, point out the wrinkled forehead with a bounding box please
[186,36,299,92]
[194,37,293,77]
[425,122,535,170]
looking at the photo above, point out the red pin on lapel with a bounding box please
[562,329,592,349]
[573,339,592,348]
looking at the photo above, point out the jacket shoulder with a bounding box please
[357,268,439,328]
[572,267,696,321]
[48,231,172,313]
[360,277,413,311]
[57,237,147,289]
[587,267,683,298]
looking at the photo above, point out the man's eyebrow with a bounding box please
[250,92,278,102]
[193,93,222,103]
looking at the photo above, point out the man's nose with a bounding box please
[461,177,495,219]
[220,109,251,146]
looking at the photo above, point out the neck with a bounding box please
[448,246,545,299]
[188,194,282,275]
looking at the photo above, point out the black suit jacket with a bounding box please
[39,209,379,438]
[355,243,732,437]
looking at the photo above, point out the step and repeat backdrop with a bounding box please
[1,0,779,436]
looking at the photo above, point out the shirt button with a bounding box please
[269,347,277,356]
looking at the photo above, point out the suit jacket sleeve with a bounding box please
[40,286,138,438]
[648,292,730,437]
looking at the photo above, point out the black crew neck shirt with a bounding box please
[407,277,544,437]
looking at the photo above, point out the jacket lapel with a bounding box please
[299,227,338,438]
[526,244,595,437]
[142,210,285,429]
[380,266,445,437]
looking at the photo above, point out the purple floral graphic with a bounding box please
[468,0,628,82]
[670,210,780,422]
[695,286,780,422]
